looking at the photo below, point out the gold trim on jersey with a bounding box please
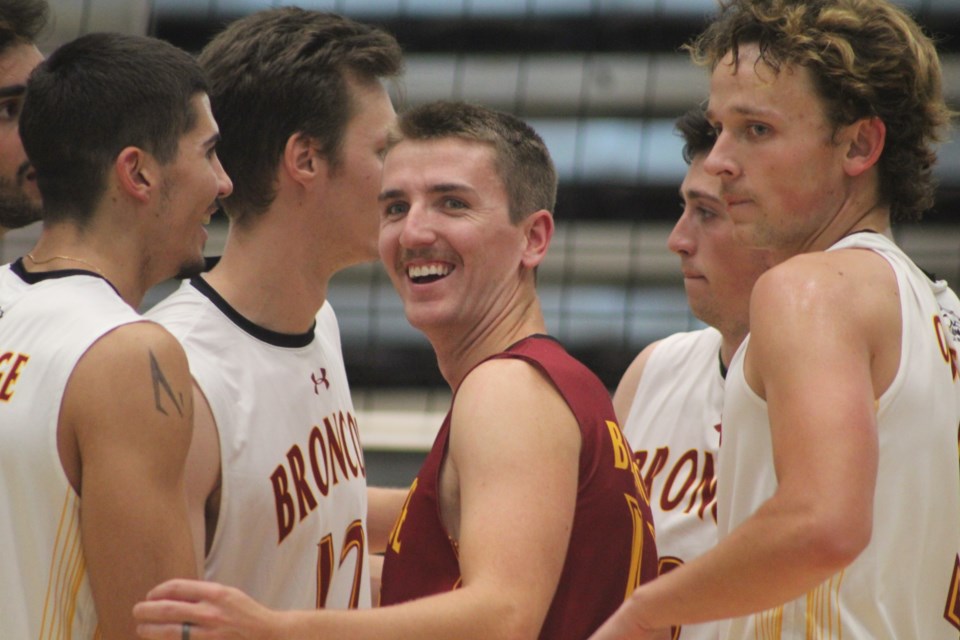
[39,489,92,639]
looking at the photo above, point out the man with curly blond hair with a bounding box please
[592,1,960,638]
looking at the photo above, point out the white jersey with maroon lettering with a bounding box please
[147,277,371,610]
[0,261,143,638]
[621,327,721,640]
[719,232,960,639]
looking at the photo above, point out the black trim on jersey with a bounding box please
[9,257,122,297]
[718,348,728,380]
[188,274,316,348]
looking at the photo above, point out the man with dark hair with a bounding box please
[0,32,232,639]
[145,7,404,612]
[613,107,776,640]
[593,1,960,638]
[135,101,659,640]
[0,0,47,236]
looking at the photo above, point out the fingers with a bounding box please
[134,580,219,633]
[136,622,205,640]
[145,578,220,601]
[133,598,200,627]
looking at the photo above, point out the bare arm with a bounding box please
[61,321,197,640]
[591,251,898,638]
[611,341,660,425]
[135,358,582,639]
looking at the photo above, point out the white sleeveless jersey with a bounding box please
[621,327,722,640]
[719,233,960,639]
[147,278,371,610]
[0,260,143,639]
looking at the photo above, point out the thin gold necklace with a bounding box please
[25,252,107,278]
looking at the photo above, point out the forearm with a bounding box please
[85,492,197,639]
[281,586,540,640]
[619,496,860,630]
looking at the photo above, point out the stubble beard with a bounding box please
[0,170,42,231]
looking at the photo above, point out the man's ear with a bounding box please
[282,132,328,188]
[843,116,885,178]
[115,146,155,203]
[520,209,554,270]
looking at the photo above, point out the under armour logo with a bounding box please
[311,369,329,394]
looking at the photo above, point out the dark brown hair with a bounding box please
[198,8,403,223]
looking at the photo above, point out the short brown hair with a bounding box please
[390,101,557,223]
[687,0,954,221]
[199,8,403,223]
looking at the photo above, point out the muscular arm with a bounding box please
[60,322,197,640]
[591,251,898,638]
[135,358,582,639]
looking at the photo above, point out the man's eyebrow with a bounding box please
[379,188,405,201]
[0,85,26,100]
[682,188,724,206]
[706,104,778,121]
[378,183,474,201]
[428,183,472,194]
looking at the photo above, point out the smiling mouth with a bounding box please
[407,262,453,284]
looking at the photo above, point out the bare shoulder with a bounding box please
[456,356,569,417]
[751,248,898,324]
[83,319,189,368]
[63,320,193,449]
[746,247,901,397]
[452,356,581,450]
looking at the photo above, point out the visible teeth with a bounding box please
[408,263,452,279]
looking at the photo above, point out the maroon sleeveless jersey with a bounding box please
[380,335,658,639]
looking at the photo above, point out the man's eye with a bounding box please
[384,202,408,217]
[0,99,22,121]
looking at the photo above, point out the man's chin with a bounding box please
[174,255,209,280]
[0,199,42,231]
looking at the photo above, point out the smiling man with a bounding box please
[0,32,232,639]
[0,0,46,237]
[134,101,660,640]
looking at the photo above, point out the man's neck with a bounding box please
[430,294,547,390]
[203,222,334,335]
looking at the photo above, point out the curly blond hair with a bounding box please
[687,0,955,221]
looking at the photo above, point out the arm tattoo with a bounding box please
[150,350,184,417]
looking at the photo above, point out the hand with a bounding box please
[133,579,281,640]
